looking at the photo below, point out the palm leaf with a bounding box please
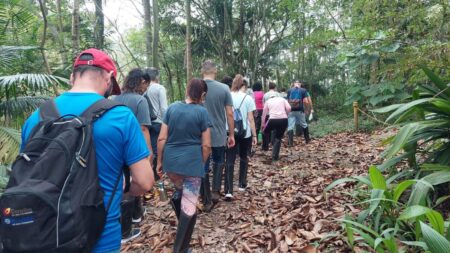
[0,96,48,126]
[0,73,69,97]
[0,126,20,164]
[0,46,39,72]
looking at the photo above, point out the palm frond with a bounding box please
[0,95,48,121]
[0,46,39,72]
[0,164,10,193]
[0,126,20,165]
[0,73,69,97]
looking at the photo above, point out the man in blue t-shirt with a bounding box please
[20,48,154,253]
[286,80,311,146]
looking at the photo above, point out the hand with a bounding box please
[252,136,257,146]
[156,162,163,178]
[227,135,235,148]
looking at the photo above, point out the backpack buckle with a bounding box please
[76,153,87,168]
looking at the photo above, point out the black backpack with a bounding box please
[233,95,248,139]
[0,99,123,253]
[144,93,157,121]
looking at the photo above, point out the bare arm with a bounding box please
[141,126,153,161]
[201,128,212,163]
[303,97,311,114]
[261,103,269,129]
[247,110,257,145]
[225,105,235,148]
[127,158,154,196]
[156,123,168,176]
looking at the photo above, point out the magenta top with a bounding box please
[253,91,264,110]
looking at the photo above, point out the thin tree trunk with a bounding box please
[185,0,193,81]
[152,0,159,68]
[71,0,80,56]
[238,0,244,73]
[55,0,68,66]
[94,0,104,49]
[143,0,152,67]
[38,0,51,73]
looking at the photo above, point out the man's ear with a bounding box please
[69,73,75,86]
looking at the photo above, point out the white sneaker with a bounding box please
[238,187,246,192]
[225,193,233,200]
[121,228,141,244]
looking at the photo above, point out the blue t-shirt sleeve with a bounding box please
[199,107,211,132]
[20,111,40,151]
[123,111,150,166]
[162,104,171,125]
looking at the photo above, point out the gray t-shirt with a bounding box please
[204,79,233,147]
[113,92,152,126]
[145,83,168,123]
[162,102,211,178]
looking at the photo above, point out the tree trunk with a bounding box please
[94,0,104,49]
[55,0,68,66]
[37,0,51,73]
[71,0,80,56]
[152,0,159,68]
[143,0,152,67]
[238,0,244,73]
[185,0,193,81]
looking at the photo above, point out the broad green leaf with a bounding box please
[371,103,403,114]
[380,42,400,53]
[340,219,380,237]
[369,189,385,215]
[345,222,354,248]
[386,98,432,123]
[435,195,450,206]
[399,205,430,220]
[369,166,387,190]
[400,240,428,250]
[420,221,450,253]
[420,66,450,97]
[383,123,419,159]
[393,180,416,202]
[426,210,445,235]
[421,164,450,171]
[324,177,357,192]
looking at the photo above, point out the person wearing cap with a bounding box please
[261,91,291,161]
[20,48,154,253]
[200,60,235,210]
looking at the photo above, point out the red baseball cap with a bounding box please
[73,48,121,95]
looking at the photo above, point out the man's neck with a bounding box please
[150,81,159,85]
[203,75,215,80]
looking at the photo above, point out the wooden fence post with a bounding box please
[353,101,359,132]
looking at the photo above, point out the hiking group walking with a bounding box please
[0,48,314,253]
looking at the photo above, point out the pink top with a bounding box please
[253,91,264,110]
[261,97,291,127]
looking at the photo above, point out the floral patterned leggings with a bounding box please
[167,173,201,216]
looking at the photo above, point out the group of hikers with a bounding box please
[1,48,313,253]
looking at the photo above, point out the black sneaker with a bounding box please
[121,228,141,244]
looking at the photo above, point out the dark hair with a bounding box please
[72,65,106,80]
[243,79,248,87]
[269,82,276,90]
[143,67,159,82]
[187,78,208,104]
[231,74,244,92]
[122,68,144,92]
[253,81,262,91]
[221,75,233,88]
[280,88,286,92]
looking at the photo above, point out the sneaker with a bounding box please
[238,187,246,192]
[121,228,141,244]
[224,193,233,201]
[132,207,147,223]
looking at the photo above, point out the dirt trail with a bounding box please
[122,130,389,253]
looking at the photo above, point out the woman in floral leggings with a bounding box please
[157,78,211,252]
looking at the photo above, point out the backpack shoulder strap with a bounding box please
[81,99,123,122]
[39,99,60,120]
[238,94,247,109]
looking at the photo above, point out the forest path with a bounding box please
[122,130,389,253]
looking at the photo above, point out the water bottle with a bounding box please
[158,182,168,201]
